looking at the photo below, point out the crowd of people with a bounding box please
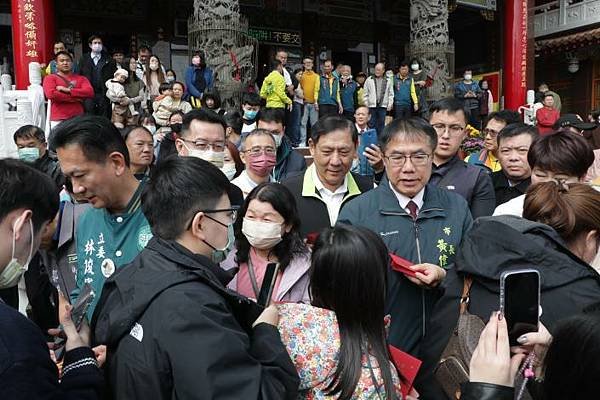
[3,34,600,400]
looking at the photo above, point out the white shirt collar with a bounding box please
[355,123,369,133]
[388,181,425,211]
[312,166,348,196]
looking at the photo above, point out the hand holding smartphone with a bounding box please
[499,269,540,347]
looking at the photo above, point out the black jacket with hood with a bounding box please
[92,237,299,400]
[415,215,600,400]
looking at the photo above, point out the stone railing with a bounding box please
[534,0,600,38]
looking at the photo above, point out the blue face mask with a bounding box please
[244,109,258,120]
[18,147,40,163]
[202,215,235,263]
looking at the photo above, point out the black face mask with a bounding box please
[171,123,182,134]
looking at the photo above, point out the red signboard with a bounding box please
[11,0,55,89]
[503,0,528,110]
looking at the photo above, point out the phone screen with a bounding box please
[502,271,539,346]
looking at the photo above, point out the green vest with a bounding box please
[72,180,152,319]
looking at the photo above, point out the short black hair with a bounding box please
[497,123,538,146]
[0,159,59,231]
[398,61,409,68]
[51,115,130,166]
[310,116,358,145]
[111,48,124,56]
[429,97,469,124]
[224,111,243,135]
[87,34,102,45]
[14,125,45,144]
[544,93,554,100]
[257,108,285,127]
[158,82,173,94]
[271,59,282,70]
[528,132,594,178]
[169,110,185,122]
[165,69,177,79]
[141,157,230,240]
[122,125,153,142]
[55,51,73,61]
[138,44,151,53]
[242,92,262,107]
[379,117,438,153]
[181,108,226,138]
[486,110,521,127]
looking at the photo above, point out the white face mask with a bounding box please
[221,164,237,181]
[272,134,282,148]
[143,125,157,135]
[411,64,419,71]
[166,76,175,83]
[184,143,225,168]
[464,74,472,81]
[242,218,283,250]
[0,217,34,289]
[91,43,103,53]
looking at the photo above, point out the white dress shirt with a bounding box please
[231,170,271,198]
[388,181,425,216]
[313,167,348,226]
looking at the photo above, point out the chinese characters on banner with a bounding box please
[10,0,55,89]
[503,0,528,110]
[248,27,302,47]
[520,1,528,89]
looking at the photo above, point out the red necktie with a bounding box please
[407,200,418,220]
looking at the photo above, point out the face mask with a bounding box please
[243,109,258,120]
[143,125,157,135]
[149,63,159,71]
[91,43,103,53]
[482,84,488,90]
[411,64,419,71]
[18,147,40,163]
[221,164,237,181]
[0,217,34,289]
[272,134,282,148]
[192,57,201,67]
[184,143,225,168]
[464,74,472,81]
[170,123,182,134]
[242,218,283,250]
[166,76,175,83]
[247,153,276,177]
[202,217,235,263]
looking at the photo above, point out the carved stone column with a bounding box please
[408,0,454,101]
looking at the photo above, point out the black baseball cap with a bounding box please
[553,114,596,131]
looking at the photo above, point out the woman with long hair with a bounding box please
[221,182,311,303]
[416,181,600,399]
[277,224,405,399]
[143,55,166,107]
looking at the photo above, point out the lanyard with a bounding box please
[247,256,261,300]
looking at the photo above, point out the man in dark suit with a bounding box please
[282,116,373,237]
[78,34,112,117]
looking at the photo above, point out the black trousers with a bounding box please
[318,104,338,119]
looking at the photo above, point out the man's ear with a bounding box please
[108,152,128,176]
[12,210,32,242]
[308,138,316,157]
[189,212,207,242]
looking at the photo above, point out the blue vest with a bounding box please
[340,81,357,112]
[393,75,414,106]
[318,75,339,106]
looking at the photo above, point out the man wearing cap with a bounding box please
[553,114,600,182]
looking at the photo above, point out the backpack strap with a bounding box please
[459,275,473,314]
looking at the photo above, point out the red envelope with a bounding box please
[389,253,418,278]
[305,232,319,245]
[388,345,422,398]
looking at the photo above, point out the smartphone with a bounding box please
[358,129,378,156]
[53,284,95,361]
[256,263,280,308]
[500,269,540,346]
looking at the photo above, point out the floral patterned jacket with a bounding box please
[277,303,402,399]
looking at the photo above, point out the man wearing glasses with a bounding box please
[428,98,495,218]
[175,109,245,206]
[232,130,277,198]
[338,117,472,356]
[466,110,521,173]
[93,156,299,399]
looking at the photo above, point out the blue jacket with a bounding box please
[393,75,417,107]
[340,80,358,112]
[185,66,214,99]
[317,75,340,106]
[338,180,473,355]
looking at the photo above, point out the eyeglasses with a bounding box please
[482,128,500,138]
[180,138,225,153]
[432,124,465,136]
[385,153,431,167]
[187,207,239,229]
[244,146,277,157]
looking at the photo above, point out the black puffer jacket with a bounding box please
[415,215,600,400]
[461,383,513,400]
[93,237,299,400]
